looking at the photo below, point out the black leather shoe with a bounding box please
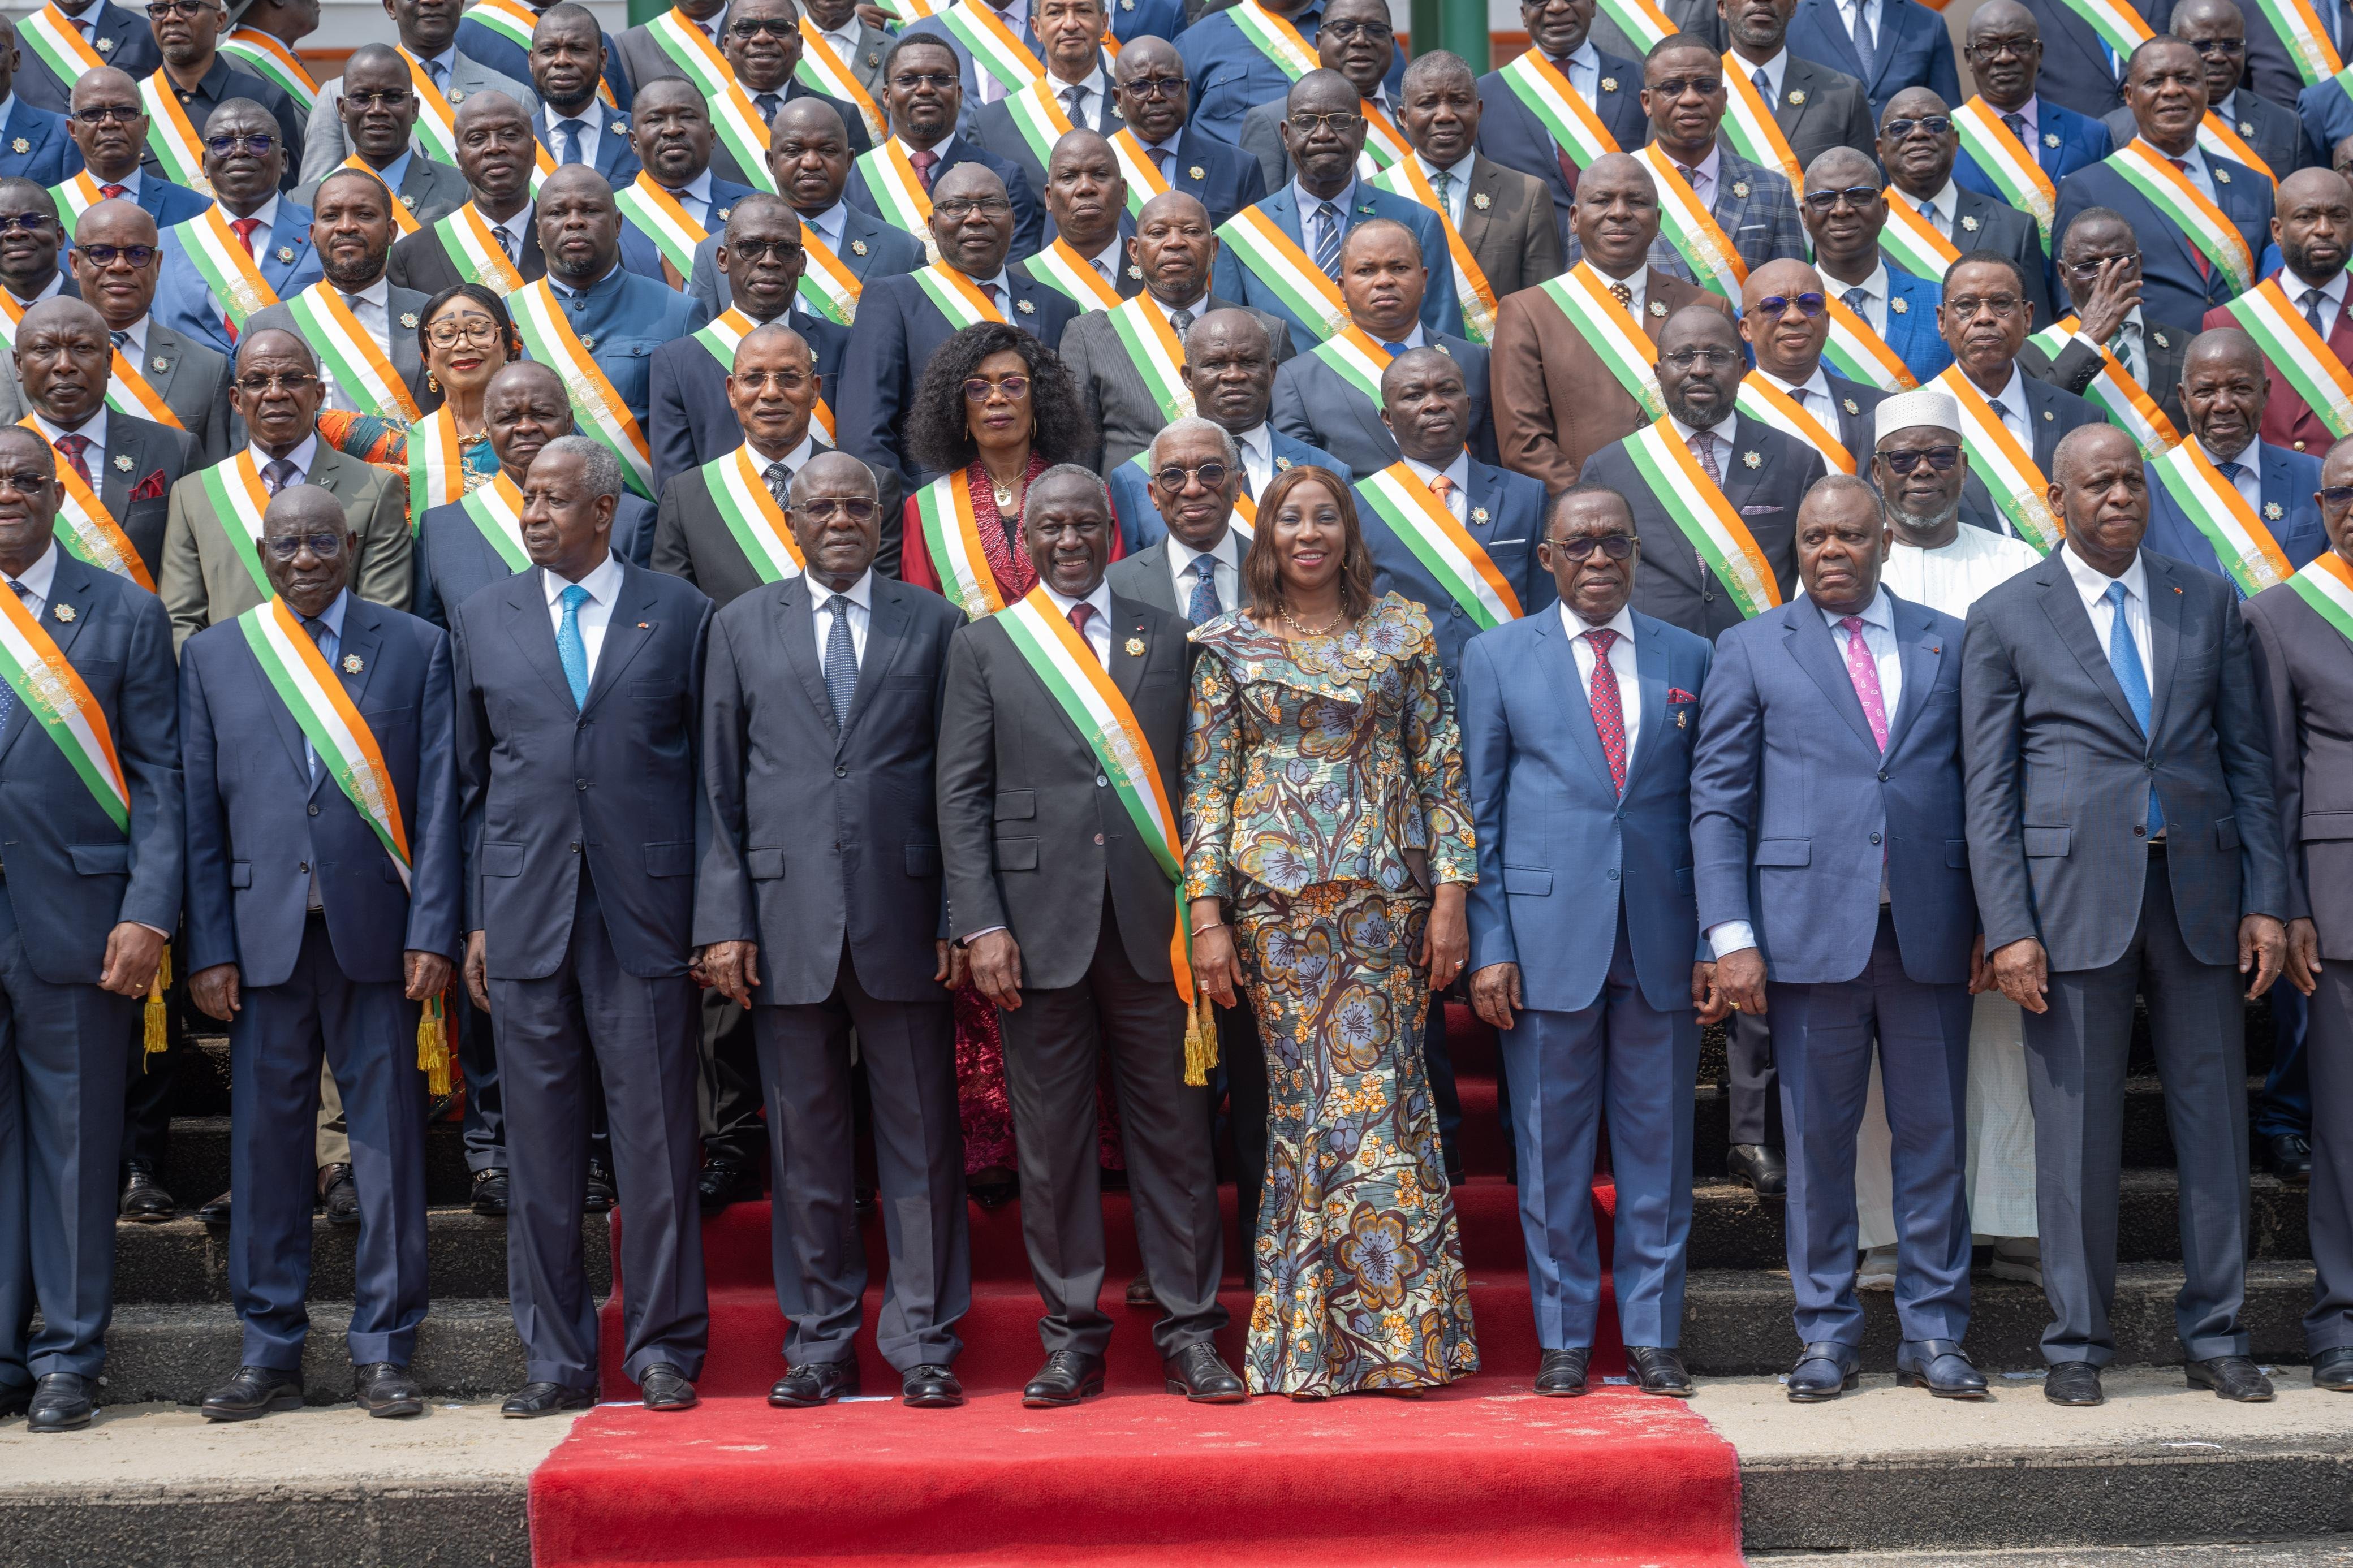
[470,1168,510,1218]
[197,1190,232,1228]
[0,1382,28,1421]
[118,1160,175,1223]
[2313,1348,2353,1391]
[2263,1132,2313,1186]
[502,1381,596,1418]
[1125,1272,1160,1308]
[768,1360,860,1408]
[584,1161,617,1214]
[318,1164,360,1227]
[1022,1350,1105,1407]
[1895,1339,1988,1399]
[201,1364,305,1422]
[1163,1343,1246,1402]
[1627,1345,1694,1397]
[2187,1355,2276,1402]
[1726,1144,1787,1199]
[638,1363,698,1411]
[697,1159,760,1216]
[354,1363,423,1418]
[902,1364,964,1408]
[1535,1347,1591,1397]
[27,1373,95,1432]
[1787,1342,1859,1402]
[2044,1361,2105,1406]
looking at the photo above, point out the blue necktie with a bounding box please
[2102,581,2163,837]
[556,118,583,166]
[303,615,332,777]
[1312,200,1342,278]
[821,594,857,724]
[1186,559,1221,625]
[1380,339,1410,357]
[556,584,591,709]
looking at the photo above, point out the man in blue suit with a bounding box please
[0,18,79,187]
[1640,34,1809,275]
[707,0,874,185]
[1110,35,1262,233]
[1953,0,2114,206]
[63,67,210,230]
[529,3,641,187]
[614,79,757,285]
[0,424,180,1432]
[2148,329,2329,582]
[2013,0,2173,118]
[846,35,1043,262]
[2056,37,2274,337]
[1179,0,1403,149]
[1209,70,1460,345]
[1462,481,1721,1399]
[453,434,713,1418]
[14,0,162,116]
[1936,253,2108,537]
[1786,0,1960,123]
[2109,0,2310,179]
[153,98,321,357]
[1882,90,2060,328]
[472,0,632,116]
[1802,146,1955,385]
[535,165,708,433]
[1694,463,1987,1403]
[1476,0,1647,231]
[180,485,459,1424]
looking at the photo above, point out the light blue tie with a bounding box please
[556,584,591,709]
[2102,581,2163,837]
[1186,559,1220,625]
[557,118,584,166]
[821,594,857,724]
[1312,200,1343,279]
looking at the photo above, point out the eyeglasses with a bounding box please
[1151,460,1230,491]
[1661,346,1741,369]
[1946,293,2023,317]
[1753,291,1826,319]
[934,196,1012,218]
[146,0,215,16]
[727,16,798,36]
[0,468,50,491]
[1286,111,1364,134]
[1118,74,1186,99]
[74,243,156,266]
[425,317,502,347]
[2059,250,2136,278]
[1321,19,1393,40]
[1803,184,1882,215]
[1648,76,1722,97]
[963,375,1031,401]
[792,496,879,521]
[732,368,811,390]
[2190,36,2246,55]
[1965,36,2035,58]
[723,237,803,262]
[2322,485,2353,506]
[1543,533,1635,560]
[0,211,51,234]
[1878,444,1962,474]
[890,71,959,90]
[343,89,416,110]
[69,105,143,125]
[205,133,279,155]
[264,533,347,560]
[1882,115,1953,139]
[234,372,320,394]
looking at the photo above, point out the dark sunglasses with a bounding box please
[70,105,143,125]
[1119,74,1187,100]
[1754,291,1826,319]
[2190,36,2246,55]
[1803,184,1882,215]
[1648,76,1722,97]
[1878,445,1962,474]
[727,16,798,37]
[1882,115,1953,139]
[75,243,157,266]
[2321,485,2353,506]
[1544,533,1635,560]
[0,211,52,234]
[206,132,279,155]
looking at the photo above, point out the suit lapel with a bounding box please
[1799,0,1869,81]
[778,575,838,736]
[2023,377,2060,472]
[1459,157,1501,254]
[1618,615,1674,796]
[0,561,92,764]
[2036,556,2143,733]
[1544,612,1622,796]
[579,565,657,715]
[1789,604,1881,749]
[1109,595,1150,709]
[2144,553,2184,740]
[501,569,578,709]
[99,424,137,519]
[1879,595,1946,757]
[843,580,911,736]
[1717,414,1769,515]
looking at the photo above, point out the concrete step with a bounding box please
[153,1117,480,1211]
[111,1210,609,1306]
[87,1298,533,1407]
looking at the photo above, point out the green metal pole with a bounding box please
[627,0,668,25]
[1411,0,1492,70]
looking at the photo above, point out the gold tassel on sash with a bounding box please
[1182,977,1220,1087]
[417,990,451,1096]
[142,944,170,1062]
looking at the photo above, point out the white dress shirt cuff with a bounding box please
[1708,921,1757,959]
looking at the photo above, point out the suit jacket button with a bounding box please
[1607,869,1619,879]
[835,765,847,777]
[1877,770,1888,781]
[1869,831,1882,844]
[1096,774,1108,787]
[308,803,320,815]
[1094,832,1105,844]
[298,862,308,874]
[576,779,588,790]
[2134,824,2145,836]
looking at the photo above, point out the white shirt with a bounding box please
[1553,40,1605,106]
[482,201,533,264]
[1153,290,1209,329]
[1167,528,1241,618]
[545,109,605,174]
[2062,541,2153,693]
[543,551,625,676]
[116,313,152,363]
[811,567,873,666]
[1082,231,1123,288]
[2135,135,2214,202]
[1734,48,1791,104]
[1842,0,1880,50]
[1234,421,1275,499]
[1760,363,1835,416]
[663,167,718,230]
[246,433,318,490]
[1413,150,1478,226]
[1882,525,2041,617]
[319,274,391,413]
[28,407,110,482]
[816,18,863,66]
[1911,179,1959,240]
[1037,577,1114,668]
[211,193,283,260]
[1046,63,1109,127]
[1830,257,1894,338]
[1401,447,1471,521]
[804,199,849,254]
[1979,361,2033,452]
[6,540,59,616]
[745,429,820,492]
[2200,435,2262,513]
[1560,600,1641,775]
[2284,265,2350,340]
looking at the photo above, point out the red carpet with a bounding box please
[527,1007,1747,1566]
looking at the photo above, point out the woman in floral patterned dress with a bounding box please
[1182,465,1479,1398]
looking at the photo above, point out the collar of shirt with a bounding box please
[1083,231,1123,278]
[307,587,352,642]
[749,429,821,473]
[489,202,532,247]
[341,274,391,313]
[1168,526,1239,580]
[1588,260,1646,317]
[1401,447,1470,499]
[1374,321,1428,351]
[549,259,620,296]
[894,133,953,163]
[12,273,63,310]
[1561,598,1636,643]
[1234,421,1272,475]
[962,266,1011,298]
[7,541,59,606]
[544,550,624,610]
[2287,264,2351,311]
[247,432,320,483]
[416,43,460,79]
[803,200,848,252]
[222,192,283,241]
[2137,135,2210,188]
[1675,144,1721,193]
[1744,49,1790,103]
[58,0,104,24]
[1855,256,1891,304]
[1153,290,1209,324]
[1038,576,1112,629]
[1142,129,1183,161]
[1760,364,1833,406]
[815,566,874,613]
[981,0,1025,29]
[1667,412,1729,447]
[2006,93,2042,141]
[1556,38,1601,92]
[31,405,108,455]
[2063,538,2148,617]
[668,167,716,209]
[0,94,18,135]
[98,167,144,200]
[376,148,415,192]
[2199,433,2261,476]
[1413,148,1478,215]
[1818,584,1893,638]
[1290,174,1358,220]
[1050,63,1109,107]
[1919,179,1958,227]
[1985,361,2031,426]
[817,20,861,59]
[119,314,150,359]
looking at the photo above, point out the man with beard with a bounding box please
[387,91,545,295]
[464,0,629,119]
[299,0,536,185]
[1800,146,1953,386]
[1386,50,1561,301]
[151,98,322,358]
[1741,258,1887,470]
[1720,0,1874,179]
[1933,253,2104,541]
[527,2,639,188]
[1639,34,1807,277]
[1951,1,2114,208]
[62,66,212,230]
[1879,89,2057,330]
[614,79,757,287]
[59,198,232,463]
[290,43,468,224]
[2204,167,2353,453]
[846,36,1042,263]
[137,0,303,190]
[532,165,707,434]
[244,168,434,417]
[708,0,872,188]
[798,0,891,103]
[1476,0,1648,230]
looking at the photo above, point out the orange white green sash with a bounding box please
[1354,99,1408,177]
[911,261,1010,330]
[50,170,109,233]
[1634,145,1745,300]
[1493,49,1621,173]
[915,469,1004,618]
[797,222,861,325]
[706,442,809,582]
[428,203,527,294]
[1878,195,1960,280]
[1734,378,1855,474]
[1226,0,1317,81]
[639,14,780,198]
[1596,0,1675,53]
[1103,296,1193,426]
[1002,75,1081,175]
[452,468,528,568]
[614,172,708,278]
[876,0,949,19]
[394,45,462,165]
[1028,237,1123,312]
[17,7,105,101]
[1719,53,1803,187]
[104,340,185,433]
[1359,461,1524,629]
[0,582,127,830]
[692,306,835,443]
[2108,141,2252,293]
[2251,0,2346,84]
[795,18,885,140]
[341,154,421,236]
[1309,325,1399,409]
[2287,547,2353,640]
[2199,113,2276,185]
[2147,440,2294,596]
[936,0,1046,96]
[1953,97,2055,245]
[285,280,423,423]
[195,450,281,596]
[1533,264,1664,418]
[1820,294,1919,391]
[1217,206,1349,340]
[2046,0,2156,59]
[1933,366,2065,552]
[856,142,938,261]
[221,26,319,115]
[1622,418,1782,617]
[171,208,281,336]
[1109,128,1171,219]
[510,279,656,499]
[19,417,153,590]
[138,74,213,195]
[2026,314,2182,457]
[1371,157,1499,344]
[238,595,413,884]
[2221,277,2353,438]
[407,406,470,525]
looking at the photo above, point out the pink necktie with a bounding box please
[1583,627,1627,795]
[1839,615,1889,751]
[909,149,940,192]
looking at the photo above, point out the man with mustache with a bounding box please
[1720,0,1874,178]
[2036,207,2190,430]
[2103,0,2306,182]
[1880,88,2057,331]
[1740,257,1886,470]
[1799,146,1953,387]
[290,42,469,224]
[59,197,232,463]
[243,167,435,416]
[708,0,872,188]
[1639,33,1807,277]
[1993,0,2167,120]
[1385,50,1561,301]
[464,0,630,118]
[845,36,1042,263]
[2203,167,2353,453]
[614,78,759,287]
[1934,252,2103,539]
[1031,129,1141,305]
[150,97,323,358]
[971,0,1117,198]
[62,65,213,230]
[1235,0,1402,193]
[386,90,546,295]
[0,175,76,325]
[1176,0,1403,149]
[534,165,708,433]
[299,0,537,185]
[137,0,303,191]
[1105,34,1262,235]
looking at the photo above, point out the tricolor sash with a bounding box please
[104,341,186,433]
[856,142,937,261]
[798,223,863,325]
[1820,294,1919,391]
[2250,0,2346,85]
[395,45,462,164]
[285,282,423,422]
[1534,264,1664,417]
[1622,418,1782,617]
[614,172,709,279]
[194,451,279,597]
[911,262,1011,330]
[1002,76,1080,177]
[2107,141,2253,293]
[1371,158,1499,344]
[639,13,782,198]
[170,208,281,335]
[455,469,531,570]
[915,469,1005,618]
[1878,195,1960,279]
[2221,277,2353,439]
[342,154,421,236]
[1933,366,2065,552]
[1109,129,1172,218]
[1493,49,1620,174]
[237,597,413,886]
[1596,0,1676,53]
[138,74,213,195]
[692,306,835,443]
[1734,378,1855,473]
[875,0,950,20]
[19,417,153,589]
[1216,206,1350,340]
[2287,548,2353,640]
[705,443,809,582]
[1359,462,1524,629]
[428,203,527,294]
[796,19,885,140]
[2045,0,2156,60]
[0,584,127,830]
[2025,315,2182,457]
[1226,0,1317,81]
[1027,237,1124,311]
[50,170,108,232]
[2199,112,2276,185]
[936,0,1047,97]
[1634,145,1745,300]
[1309,325,1397,409]
[1719,53,1803,187]
[509,279,656,499]
[1952,98,2056,245]
[1102,296,1193,426]
[2146,440,2294,597]
[220,26,320,114]
[464,0,619,107]
[1355,99,1409,177]
[407,406,471,525]
[17,7,105,98]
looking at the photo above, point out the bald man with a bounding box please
[2101,0,2308,180]
[2147,330,2328,588]
[1740,257,1889,470]
[2203,167,2353,453]
[969,0,1123,198]
[1949,0,2114,209]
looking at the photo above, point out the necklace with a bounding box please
[1277,599,1347,639]
[988,468,1024,513]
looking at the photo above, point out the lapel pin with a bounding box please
[2173,584,2184,593]
[449,88,465,103]
[637,621,650,628]
[2153,330,2170,348]
[1124,635,1145,655]
[51,602,73,621]
[1601,76,1618,91]
[1275,455,1292,469]
[851,237,868,255]
[2265,500,2283,520]
[1437,343,1453,357]
[2042,408,2054,420]
[1843,396,1860,414]
[1891,296,1909,314]
[1676,707,1687,728]
[1127,263,1142,278]
[1648,299,1667,316]
[8,139,25,154]
[2240,120,2255,135]
[1356,201,1374,214]
[1960,214,1980,232]
[2217,167,2232,183]
[1787,89,1806,105]
[1472,191,1493,209]
[1188,164,1206,180]
[341,653,363,673]
[1742,449,1761,468]
[581,333,596,348]
[400,192,417,209]
[113,453,132,472]
[866,51,879,66]
[1016,297,1035,313]
[400,311,419,329]
[2044,131,2061,148]
[717,206,732,222]
[611,118,627,133]
[1731,179,1750,198]
[276,245,295,262]
[94,34,113,51]
[151,355,170,372]
[1471,505,1489,524]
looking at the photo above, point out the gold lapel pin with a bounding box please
[342,653,364,673]
[1124,636,1145,655]
[52,603,74,621]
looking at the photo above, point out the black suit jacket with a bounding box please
[1955,369,2108,537]
[649,441,905,601]
[1774,54,1880,178]
[937,590,1192,990]
[1923,185,2058,330]
[16,6,161,114]
[387,204,548,295]
[645,305,852,493]
[2022,317,2190,434]
[696,572,966,1003]
[844,136,1045,262]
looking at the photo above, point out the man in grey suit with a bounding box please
[698,451,972,1412]
[936,465,1239,1408]
[289,45,471,225]
[301,0,538,185]
[243,169,436,421]
[1238,0,1406,193]
[1723,0,1878,178]
[1963,421,2289,1407]
[610,0,727,97]
[46,202,231,464]
[1882,88,2058,329]
[1392,51,1564,302]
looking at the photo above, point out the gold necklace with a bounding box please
[1277,599,1347,639]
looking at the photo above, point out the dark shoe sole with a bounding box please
[118,1208,175,1225]
[2186,1372,2276,1402]
[643,1396,699,1413]
[362,1396,425,1418]
[1165,1379,1248,1403]
[2315,1375,2353,1392]
[1637,1381,1696,1398]
[501,1399,594,1419]
[1896,1370,1989,1399]
[1022,1379,1105,1408]
[2044,1385,2105,1407]
[201,1393,304,1423]
[768,1390,838,1409]
[28,1411,93,1432]
[903,1389,965,1409]
[1786,1372,1859,1403]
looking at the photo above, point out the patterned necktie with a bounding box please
[2002,111,2027,147]
[2110,325,2142,383]
[1312,200,1343,278]
[52,433,91,486]
[556,583,591,708]
[99,182,126,199]
[557,119,583,166]
[1989,400,2016,444]
[2101,580,2162,833]
[1842,284,1869,317]
[1430,167,1454,217]
[909,148,940,192]
[230,215,261,257]
[1688,430,1722,484]
[1679,163,1704,204]
[1838,615,1890,750]
[262,456,296,494]
[1062,84,1085,124]
[1426,472,1455,515]
[2169,159,2210,278]
[109,330,127,352]
[1186,558,1220,624]
[1583,627,1627,795]
[821,593,857,723]
[764,460,791,508]
[756,93,782,124]
[1609,280,1633,309]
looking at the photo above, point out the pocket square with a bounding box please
[1667,688,1698,705]
[1739,504,1781,515]
[128,469,167,502]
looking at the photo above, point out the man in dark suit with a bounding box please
[1460,481,1722,1399]
[152,100,324,358]
[973,0,1122,197]
[13,0,161,116]
[608,0,721,95]
[453,434,712,1418]
[63,66,212,231]
[0,424,179,1432]
[2012,0,2174,118]
[697,450,972,1411]
[1177,0,1404,149]
[1937,253,2107,538]
[1963,421,2289,1406]
[1881,90,2058,329]
[936,464,1239,1407]
[244,169,436,421]
[1235,0,1404,193]
[287,46,469,224]
[1723,0,1878,179]
[1640,34,1808,277]
[529,2,640,188]
[1390,50,1563,302]
[1108,35,1264,234]
[465,0,631,116]
[1491,153,1734,493]
[386,92,547,297]
[140,0,304,190]
[0,18,80,187]
[1955,0,2116,208]
[1033,129,1141,299]
[1742,257,1890,470]
[2035,206,2192,431]
[1269,221,1494,480]
[1693,474,1987,1403]
[2109,0,2310,178]
[2204,167,2353,453]
[799,0,893,102]
[1786,0,1960,123]
[1601,0,1726,58]
[846,35,1044,263]
[2147,329,2329,583]
[180,485,458,1424]
[300,0,535,185]
[60,198,230,464]
[706,0,873,189]
[0,173,71,315]
[2056,39,2274,337]
[838,162,1080,491]
[615,78,759,285]
[534,166,708,432]
[1476,0,1648,230]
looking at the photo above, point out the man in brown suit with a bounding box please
[1393,50,1562,301]
[1490,152,1733,491]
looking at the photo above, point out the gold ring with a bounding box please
[1730,1001,1742,1012]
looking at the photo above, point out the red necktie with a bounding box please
[52,433,90,486]
[1584,627,1627,795]
[99,183,126,199]
[2167,159,2210,279]
[1067,601,1094,638]
[230,216,261,257]
[909,149,940,192]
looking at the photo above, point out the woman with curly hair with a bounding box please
[1182,465,1479,1399]
[314,284,518,523]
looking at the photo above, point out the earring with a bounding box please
[428,373,441,394]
